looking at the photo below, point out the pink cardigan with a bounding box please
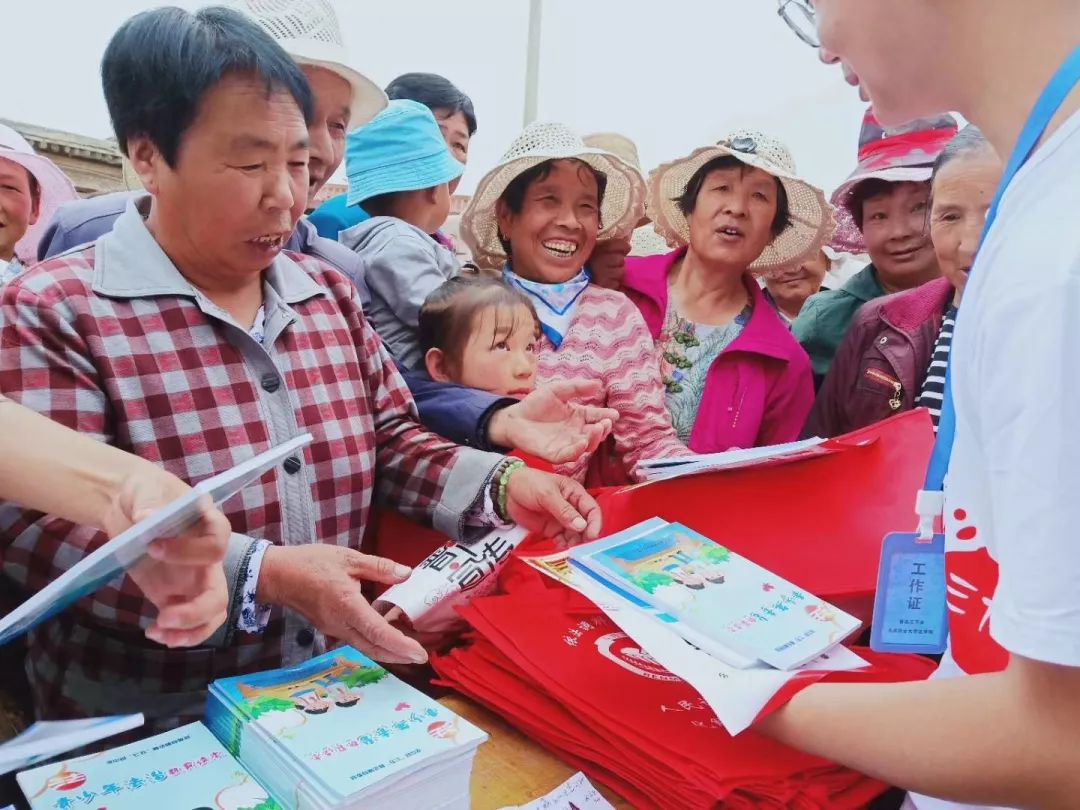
[623,248,814,453]
[537,284,688,482]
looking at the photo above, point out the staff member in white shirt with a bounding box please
[761,2,1080,809]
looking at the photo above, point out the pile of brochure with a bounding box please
[433,519,939,809]
[205,646,487,810]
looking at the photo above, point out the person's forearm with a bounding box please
[759,667,1080,809]
[0,397,160,529]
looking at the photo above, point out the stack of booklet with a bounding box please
[205,647,487,810]
[17,722,278,810]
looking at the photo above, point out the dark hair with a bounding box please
[850,175,942,231]
[419,275,540,375]
[931,125,995,184]
[385,72,477,135]
[101,6,314,166]
[674,155,792,238]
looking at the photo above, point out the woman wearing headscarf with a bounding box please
[622,131,832,452]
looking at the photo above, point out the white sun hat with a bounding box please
[461,122,647,270]
[228,0,388,128]
[648,129,835,272]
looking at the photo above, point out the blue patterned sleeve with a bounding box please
[237,539,273,634]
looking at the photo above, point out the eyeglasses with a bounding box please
[777,0,819,49]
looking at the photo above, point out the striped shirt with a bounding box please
[917,304,958,430]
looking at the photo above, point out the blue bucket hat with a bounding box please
[345,99,464,207]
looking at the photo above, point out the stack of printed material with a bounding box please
[433,562,937,810]
[567,518,862,671]
[205,647,487,810]
[17,722,279,810]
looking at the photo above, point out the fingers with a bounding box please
[347,553,413,586]
[574,405,620,426]
[146,509,230,565]
[145,574,228,647]
[536,480,588,535]
[545,435,590,465]
[543,379,603,402]
[342,594,427,664]
[146,619,223,648]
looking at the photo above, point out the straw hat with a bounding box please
[830,109,959,253]
[227,0,387,128]
[629,224,671,257]
[461,122,647,270]
[0,124,78,264]
[647,130,834,272]
[583,132,641,173]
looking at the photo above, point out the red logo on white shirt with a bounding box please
[946,509,1008,674]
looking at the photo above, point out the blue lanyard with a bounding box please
[923,45,1080,494]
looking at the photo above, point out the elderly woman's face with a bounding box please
[138,73,309,279]
[929,152,1002,303]
[0,158,38,261]
[686,165,778,271]
[496,159,601,284]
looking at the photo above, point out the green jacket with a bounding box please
[793,265,885,381]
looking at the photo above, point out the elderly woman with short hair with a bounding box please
[622,131,831,451]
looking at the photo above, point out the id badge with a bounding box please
[870,532,948,655]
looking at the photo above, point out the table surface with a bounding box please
[440,695,631,809]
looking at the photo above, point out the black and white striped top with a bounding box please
[917,305,958,430]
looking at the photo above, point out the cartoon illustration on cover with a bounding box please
[592,528,731,609]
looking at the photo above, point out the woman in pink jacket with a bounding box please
[624,131,833,452]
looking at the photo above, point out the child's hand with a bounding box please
[488,380,618,464]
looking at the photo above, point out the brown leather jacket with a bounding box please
[804,277,954,438]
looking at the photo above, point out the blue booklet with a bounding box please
[570,520,861,670]
[206,646,486,808]
[17,722,279,810]
[0,434,312,647]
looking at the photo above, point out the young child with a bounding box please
[419,275,541,399]
[340,99,464,370]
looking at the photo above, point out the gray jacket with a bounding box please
[340,216,460,370]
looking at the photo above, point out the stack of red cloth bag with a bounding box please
[433,558,936,809]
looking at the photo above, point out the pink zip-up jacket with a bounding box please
[623,248,815,452]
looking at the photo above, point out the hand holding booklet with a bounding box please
[0,433,313,646]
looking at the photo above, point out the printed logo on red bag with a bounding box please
[594,632,681,682]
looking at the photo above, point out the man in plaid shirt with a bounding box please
[0,6,600,730]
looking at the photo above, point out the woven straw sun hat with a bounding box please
[461,122,647,270]
[228,0,387,128]
[648,129,835,272]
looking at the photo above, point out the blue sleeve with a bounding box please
[37,193,135,261]
[398,363,514,450]
[308,194,369,240]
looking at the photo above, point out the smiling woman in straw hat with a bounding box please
[461,121,689,484]
[622,130,832,452]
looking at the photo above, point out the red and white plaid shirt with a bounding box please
[0,205,503,729]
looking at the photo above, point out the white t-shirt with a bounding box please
[910,109,1080,810]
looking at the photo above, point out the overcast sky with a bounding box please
[2,0,868,195]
